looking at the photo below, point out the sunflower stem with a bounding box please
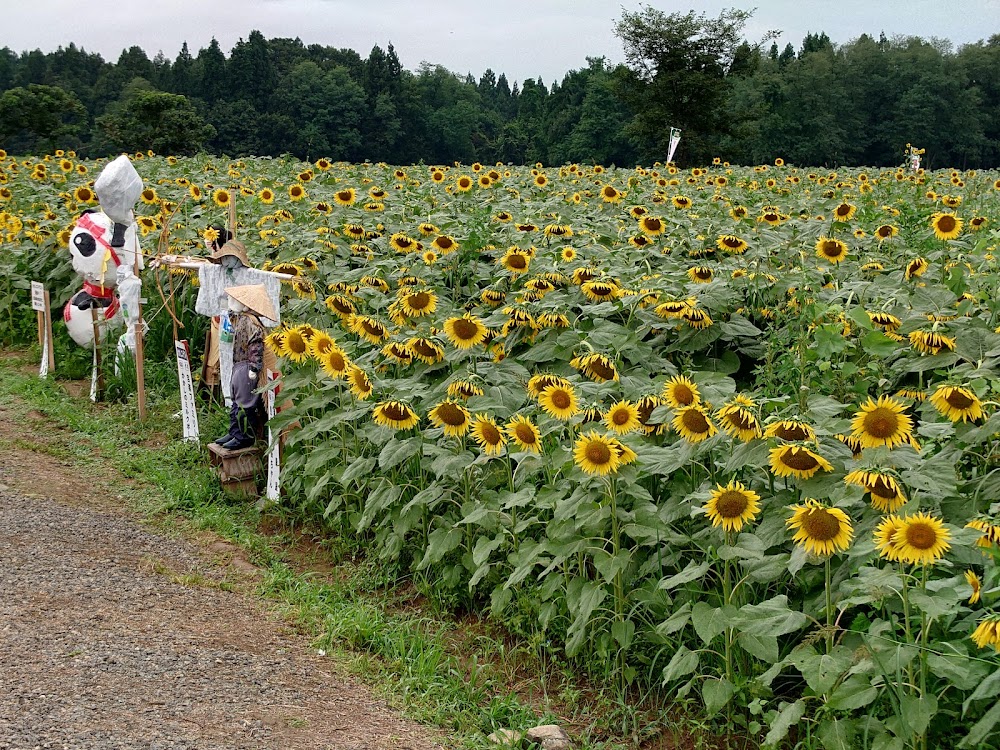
[824,556,834,654]
[609,476,627,696]
[723,529,734,683]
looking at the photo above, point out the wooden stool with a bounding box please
[208,442,262,498]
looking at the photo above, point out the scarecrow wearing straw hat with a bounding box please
[216,283,275,450]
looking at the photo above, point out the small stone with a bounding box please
[487,728,525,747]
[525,725,573,750]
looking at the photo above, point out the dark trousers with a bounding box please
[227,398,265,444]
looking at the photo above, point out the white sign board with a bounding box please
[175,340,199,442]
[30,281,45,312]
[667,127,682,165]
[265,370,280,504]
[90,345,98,401]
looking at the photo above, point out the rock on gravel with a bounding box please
[0,490,441,750]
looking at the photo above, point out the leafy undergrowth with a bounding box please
[0,350,734,750]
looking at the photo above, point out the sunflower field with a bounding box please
[3,149,1000,749]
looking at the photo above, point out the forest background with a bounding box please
[0,8,999,169]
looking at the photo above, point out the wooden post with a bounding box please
[134,253,147,419]
[90,306,104,399]
[42,289,55,373]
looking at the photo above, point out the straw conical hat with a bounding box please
[213,239,250,267]
[225,284,276,321]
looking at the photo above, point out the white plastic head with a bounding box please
[227,295,247,314]
[69,209,142,287]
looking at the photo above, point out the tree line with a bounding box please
[0,9,998,168]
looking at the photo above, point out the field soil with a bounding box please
[0,385,442,750]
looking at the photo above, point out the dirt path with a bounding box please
[0,394,442,749]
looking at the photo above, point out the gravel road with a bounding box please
[0,482,440,750]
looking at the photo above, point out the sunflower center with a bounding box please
[716,490,750,519]
[681,409,710,434]
[694,268,712,279]
[863,408,899,438]
[724,237,741,248]
[287,334,307,354]
[945,390,975,409]
[937,215,957,232]
[550,390,572,409]
[412,340,437,357]
[507,254,528,269]
[479,423,502,445]
[820,240,842,257]
[514,424,537,444]
[588,357,616,380]
[315,339,333,355]
[383,403,411,421]
[328,352,346,371]
[801,508,842,541]
[672,385,695,406]
[774,424,809,441]
[437,403,467,426]
[727,410,755,430]
[904,522,938,550]
[585,441,612,465]
[435,236,454,250]
[408,292,431,310]
[452,318,481,341]
[362,320,385,337]
[781,449,819,471]
[645,218,662,231]
[612,408,631,426]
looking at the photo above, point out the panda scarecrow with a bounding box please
[64,155,144,353]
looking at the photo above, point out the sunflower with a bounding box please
[930,385,984,423]
[672,405,718,443]
[322,294,356,319]
[815,237,848,263]
[704,481,761,533]
[527,373,571,400]
[189,184,203,201]
[604,400,641,435]
[600,185,623,203]
[360,275,390,293]
[309,330,335,359]
[281,327,310,362]
[930,211,962,240]
[970,216,987,231]
[506,414,541,453]
[874,224,898,241]
[471,414,507,455]
[372,400,419,430]
[787,499,853,556]
[833,202,857,221]
[456,175,474,192]
[398,289,437,318]
[868,311,901,332]
[500,248,531,274]
[662,375,700,409]
[671,195,691,209]
[635,215,665,236]
[769,445,833,480]
[764,419,816,442]
[73,186,96,203]
[682,307,714,329]
[213,188,231,207]
[581,280,621,302]
[382,341,413,365]
[966,570,982,604]
[967,516,1000,549]
[570,352,619,383]
[320,345,351,380]
[905,257,928,280]
[431,235,457,254]
[908,330,956,355]
[850,395,914,449]
[873,515,908,562]
[480,288,506,307]
[389,232,417,253]
[538,384,580,421]
[716,234,748,253]
[330,187,355,206]
[448,379,484,400]
[407,337,445,365]
[560,247,578,262]
[573,431,623,476]
[346,365,373,400]
[350,315,389,345]
[890,512,952,565]
[971,614,1000,652]
[716,400,761,442]
[288,184,306,201]
[844,469,907,513]
[443,314,489,349]
[140,187,158,204]
[258,188,275,203]
[429,400,473,437]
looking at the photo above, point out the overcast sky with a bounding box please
[7,0,1000,84]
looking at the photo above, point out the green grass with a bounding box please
[0,350,672,750]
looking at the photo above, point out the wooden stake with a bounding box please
[134,249,147,420]
[36,310,43,348]
[43,289,55,373]
[91,306,104,399]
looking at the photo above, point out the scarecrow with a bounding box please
[216,283,275,450]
